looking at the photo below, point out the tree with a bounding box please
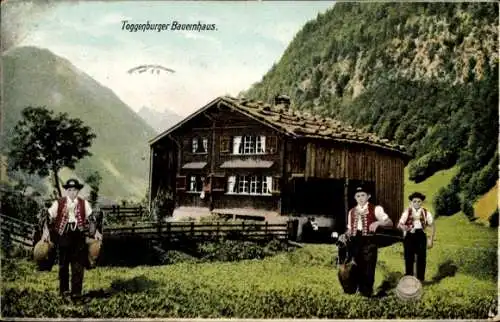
[8,106,96,197]
[85,171,102,208]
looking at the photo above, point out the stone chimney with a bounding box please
[274,94,291,109]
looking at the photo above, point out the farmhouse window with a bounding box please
[188,175,205,192]
[192,137,208,154]
[232,135,267,155]
[227,175,273,195]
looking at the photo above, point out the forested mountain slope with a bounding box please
[244,2,498,221]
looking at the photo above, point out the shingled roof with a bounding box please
[149,95,409,157]
[219,96,408,156]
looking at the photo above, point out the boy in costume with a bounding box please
[397,191,435,282]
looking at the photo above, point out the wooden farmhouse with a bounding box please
[148,95,411,234]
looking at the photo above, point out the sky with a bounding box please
[8,1,334,117]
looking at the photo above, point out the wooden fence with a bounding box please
[0,207,292,247]
[101,205,149,222]
[104,221,290,242]
[100,206,291,242]
[0,214,36,248]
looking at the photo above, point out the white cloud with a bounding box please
[97,12,130,26]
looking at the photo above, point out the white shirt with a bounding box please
[48,197,93,223]
[347,203,389,231]
[399,206,434,231]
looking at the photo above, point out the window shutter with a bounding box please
[176,175,187,191]
[203,176,211,192]
[227,175,236,193]
[202,138,209,153]
[183,138,191,153]
[260,135,266,154]
[267,136,278,154]
[272,176,281,194]
[233,136,242,155]
[220,136,231,153]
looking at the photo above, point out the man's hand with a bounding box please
[94,231,103,241]
[338,233,349,244]
[369,221,380,233]
[41,227,50,242]
[427,238,433,249]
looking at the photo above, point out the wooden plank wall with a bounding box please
[150,141,177,204]
[302,141,405,223]
[160,106,284,212]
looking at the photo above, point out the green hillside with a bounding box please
[244,2,498,221]
[2,46,157,201]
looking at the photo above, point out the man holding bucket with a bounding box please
[338,185,393,297]
[41,178,102,300]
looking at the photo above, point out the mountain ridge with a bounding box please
[137,106,182,133]
[3,46,158,201]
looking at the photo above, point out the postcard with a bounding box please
[1,1,498,320]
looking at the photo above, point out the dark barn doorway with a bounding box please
[291,178,345,216]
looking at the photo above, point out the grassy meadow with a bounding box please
[1,168,498,319]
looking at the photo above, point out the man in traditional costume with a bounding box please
[42,179,102,299]
[338,185,393,297]
[397,191,435,282]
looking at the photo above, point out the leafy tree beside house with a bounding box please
[8,106,96,198]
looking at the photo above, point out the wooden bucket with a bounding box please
[396,275,423,301]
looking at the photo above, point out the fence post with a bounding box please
[157,221,162,239]
[191,222,195,237]
[167,222,171,242]
[265,221,269,239]
[242,221,245,240]
[216,222,220,238]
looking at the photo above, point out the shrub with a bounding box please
[433,185,461,217]
[0,182,44,223]
[461,201,475,221]
[489,209,498,228]
[409,151,456,183]
[197,239,290,262]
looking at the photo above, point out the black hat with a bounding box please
[62,178,84,190]
[408,191,426,201]
[354,185,370,195]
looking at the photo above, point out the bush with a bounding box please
[159,250,198,265]
[409,151,456,183]
[489,209,498,228]
[0,183,44,223]
[197,239,290,262]
[461,201,475,221]
[433,185,461,217]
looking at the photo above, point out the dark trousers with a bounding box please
[351,233,378,297]
[403,229,427,281]
[57,227,87,296]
